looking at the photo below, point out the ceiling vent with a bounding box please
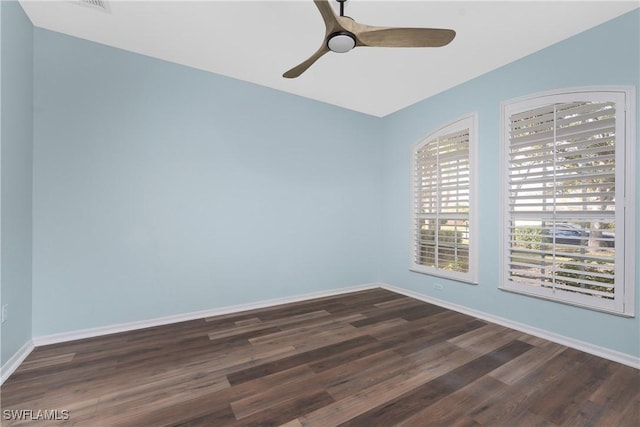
[75,0,110,13]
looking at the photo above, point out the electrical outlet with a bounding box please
[435,283,444,291]
[1,305,7,323]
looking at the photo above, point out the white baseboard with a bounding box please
[1,339,34,385]
[379,283,640,369]
[32,283,380,347]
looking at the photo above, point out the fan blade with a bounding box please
[283,45,330,78]
[314,0,341,34]
[357,27,455,48]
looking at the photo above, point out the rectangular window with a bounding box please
[500,88,635,316]
[411,114,478,284]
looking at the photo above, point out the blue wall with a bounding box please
[380,10,640,357]
[0,0,34,366]
[1,3,637,363]
[31,30,383,335]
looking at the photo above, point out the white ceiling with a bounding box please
[19,0,639,117]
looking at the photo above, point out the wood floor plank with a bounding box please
[526,354,614,425]
[230,372,327,420]
[321,349,405,399]
[207,310,330,340]
[170,404,237,427]
[1,288,636,426]
[348,299,430,327]
[468,347,585,425]
[392,318,487,356]
[15,352,76,372]
[278,419,304,427]
[561,399,604,427]
[394,375,508,427]
[300,344,481,426]
[247,314,364,347]
[488,340,567,385]
[563,362,639,427]
[616,398,640,427]
[226,335,377,386]
[588,361,639,407]
[233,390,334,427]
[337,340,534,427]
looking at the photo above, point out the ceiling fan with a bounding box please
[283,0,456,78]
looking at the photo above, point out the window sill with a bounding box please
[498,286,634,318]
[409,267,478,286]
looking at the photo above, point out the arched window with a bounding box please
[500,87,635,316]
[410,113,478,284]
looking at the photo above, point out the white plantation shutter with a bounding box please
[411,114,477,284]
[501,88,635,315]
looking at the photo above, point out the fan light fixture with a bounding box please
[327,32,356,53]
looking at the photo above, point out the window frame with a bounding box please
[409,113,479,285]
[499,87,636,316]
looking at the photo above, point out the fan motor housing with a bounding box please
[327,31,356,53]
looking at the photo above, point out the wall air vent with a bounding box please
[75,0,110,13]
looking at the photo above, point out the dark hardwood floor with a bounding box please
[1,288,638,426]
